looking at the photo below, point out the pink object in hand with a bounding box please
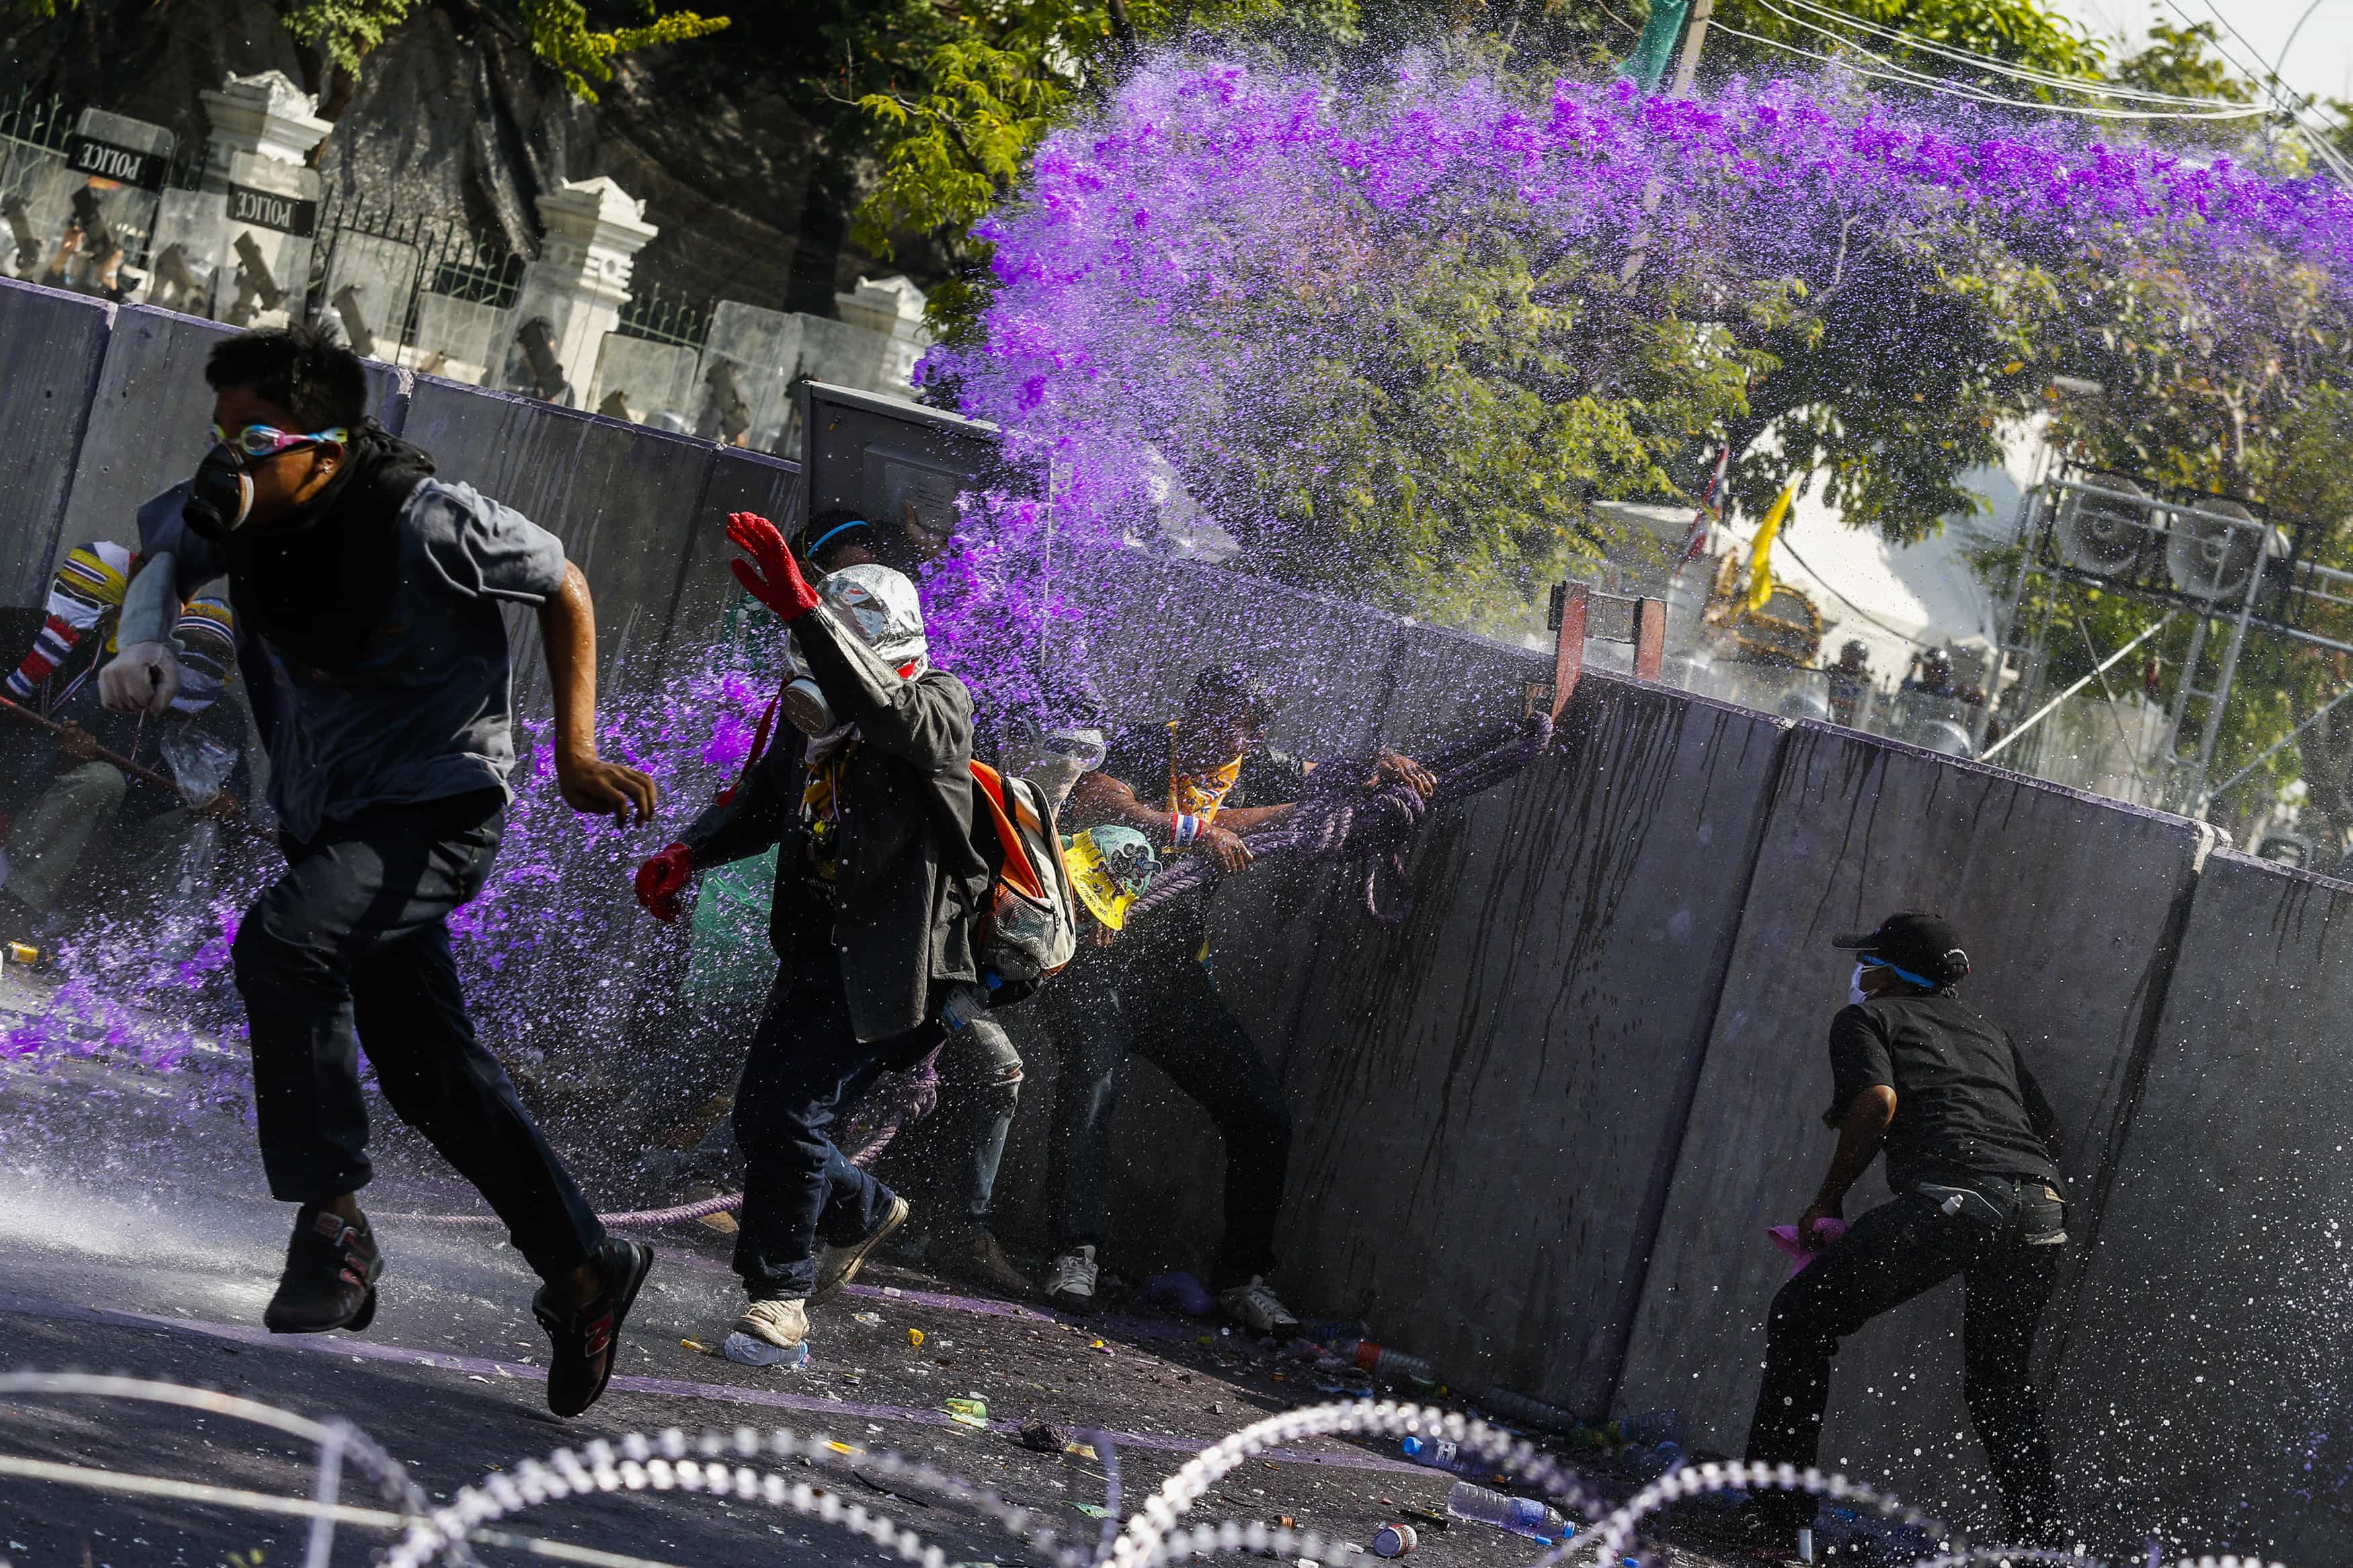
[1767,1218,1850,1276]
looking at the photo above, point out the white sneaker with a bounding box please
[1218,1276,1300,1336]
[813,1195,910,1303]
[731,1297,809,1362]
[1043,1245,1098,1310]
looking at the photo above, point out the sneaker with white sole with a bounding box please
[1217,1276,1300,1336]
[729,1297,814,1363]
[1043,1245,1098,1310]
[812,1194,909,1303]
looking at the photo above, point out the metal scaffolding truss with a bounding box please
[1994,463,2353,817]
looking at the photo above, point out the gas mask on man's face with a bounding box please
[184,423,348,542]
[182,445,256,542]
[781,563,930,738]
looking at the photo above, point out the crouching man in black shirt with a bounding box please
[1734,911,2068,1556]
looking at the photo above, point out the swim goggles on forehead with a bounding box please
[209,422,349,460]
[805,518,872,556]
[1859,953,1939,989]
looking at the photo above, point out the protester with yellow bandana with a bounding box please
[1036,665,1433,1332]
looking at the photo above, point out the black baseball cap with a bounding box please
[1832,911,1971,987]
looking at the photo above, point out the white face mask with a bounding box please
[1848,963,1872,1007]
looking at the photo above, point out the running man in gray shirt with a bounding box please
[104,326,657,1419]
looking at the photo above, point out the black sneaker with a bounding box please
[264,1206,383,1334]
[534,1239,654,1418]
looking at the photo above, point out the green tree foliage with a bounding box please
[511,0,728,100]
[2110,15,2251,102]
[283,0,427,79]
[1138,192,1775,619]
[852,1,1358,347]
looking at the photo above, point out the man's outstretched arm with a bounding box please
[1797,1084,1897,1248]
[540,561,656,825]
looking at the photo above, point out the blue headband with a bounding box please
[1862,955,1939,989]
[806,520,872,557]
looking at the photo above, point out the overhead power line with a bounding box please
[2171,0,2353,183]
[1770,0,2257,107]
[1708,21,2274,120]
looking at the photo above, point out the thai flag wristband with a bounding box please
[1170,812,1201,847]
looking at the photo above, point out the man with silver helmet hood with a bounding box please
[772,507,1068,1297]
[634,512,990,1360]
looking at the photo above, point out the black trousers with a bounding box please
[1039,939,1293,1287]
[1745,1183,2065,1540]
[233,790,605,1282]
[732,951,932,1298]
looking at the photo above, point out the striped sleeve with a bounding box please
[167,596,236,716]
[7,542,134,700]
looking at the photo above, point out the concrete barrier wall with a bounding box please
[1258,675,1788,1412]
[0,283,111,608]
[55,302,240,567]
[2050,848,2353,1563]
[1614,725,2210,1532]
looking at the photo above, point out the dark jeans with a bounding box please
[233,790,604,1282]
[1745,1181,2066,1541]
[929,1014,1023,1233]
[1039,940,1292,1288]
[732,951,930,1298]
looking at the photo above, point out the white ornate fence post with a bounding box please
[194,71,330,327]
[497,176,657,405]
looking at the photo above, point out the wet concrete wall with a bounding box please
[1579,726,2210,1534]
[2048,848,2353,1563]
[0,282,111,609]
[1263,677,1788,1412]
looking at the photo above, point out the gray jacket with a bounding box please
[682,604,988,1044]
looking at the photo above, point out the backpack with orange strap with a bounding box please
[965,761,1080,991]
[719,675,1080,997]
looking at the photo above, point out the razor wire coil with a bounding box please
[0,1372,2292,1568]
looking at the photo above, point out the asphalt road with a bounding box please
[0,973,1753,1568]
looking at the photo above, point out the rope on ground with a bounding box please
[380,1190,743,1230]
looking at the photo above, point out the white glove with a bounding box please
[99,641,181,716]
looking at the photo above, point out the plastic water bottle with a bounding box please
[1398,1436,1488,1477]
[939,977,1000,1034]
[1474,1385,1583,1434]
[723,1331,811,1370]
[1445,1481,1570,1544]
[1334,1338,1435,1383]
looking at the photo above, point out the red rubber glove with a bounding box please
[727,511,821,620]
[635,843,694,922]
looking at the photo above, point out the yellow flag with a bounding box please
[1745,481,1798,613]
